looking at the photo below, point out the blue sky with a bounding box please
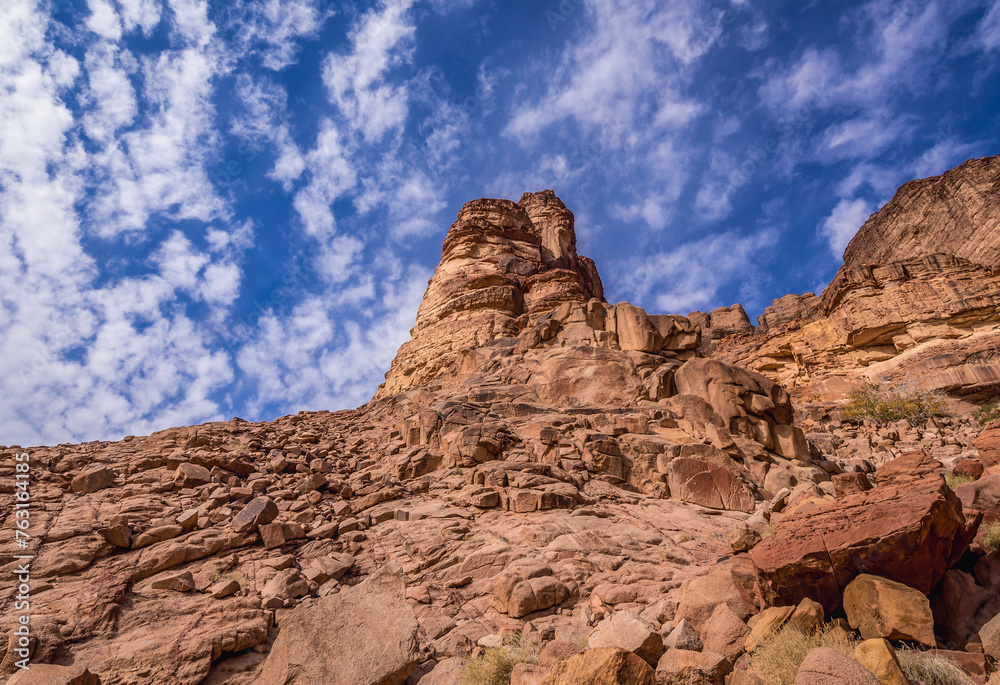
[3,0,999,445]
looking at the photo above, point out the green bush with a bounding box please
[896,647,975,685]
[459,635,539,685]
[750,624,858,685]
[971,403,1000,430]
[845,380,945,425]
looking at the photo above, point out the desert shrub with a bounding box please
[459,635,539,685]
[845,380,945,425]
[759,522,777,540]
[750,624,858,685]
[972,403,1000,430]
[945,474,974,490]
[981,520,1000,553]
[896,647,975,685]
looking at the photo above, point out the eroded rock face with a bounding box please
[378,191,603,398]
[716,255,1000,400]
[842,154,1000,269]
[259,565,419,685]
[705,156,1000,403]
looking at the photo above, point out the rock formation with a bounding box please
[842,154,1000,269]
[1,171,999,685]
[705,154,1000,405]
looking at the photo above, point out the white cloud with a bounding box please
[80,43,138,141]
[228,0,327,70]
[236,264,429,413]
[815,112,906,161]
[86,0,123,40]
[614,227,779,313]
[507,0,717,141]
[322,0,416,141]
[976,2,1000,50]
[118,0,162,36]
[86,1,227,236]
[910,138,981,178]
[819,198,873,258]
[292,120,356,236]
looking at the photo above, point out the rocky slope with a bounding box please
[1,182,999,685]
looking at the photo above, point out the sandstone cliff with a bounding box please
[708,154,1000,404]
[843,155,1000,269]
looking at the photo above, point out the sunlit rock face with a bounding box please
[843,154,1000,270]
[377,190,606,399]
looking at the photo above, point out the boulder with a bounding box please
[974,421,1000,468]
[699,603,749,663]
[663,619,702,652]
[750,477,976,612]
[259,565,419,685]
[743,605,795,653]
[852,639,907,685]
[665,445,758,513]
[261,568,310,607]
[230,496,279,533]
[173,463,211,488]
[587,611,664,667]
[70,466,116,494]
[953,458,985,480]
[539,647,654,685]
[726,524,761,553]
[538,640,585,669]
[793,647,881,685]
[493,561,571,618]
[654,649,732,685]
[843,574,936,647]
[979,610,1000,661]
[417,657,465,685]
[674,566,751,630]
[8,665,101,684]
[150,570,196,592]
[832,472,872,498]
[954,474,1000,513]
[930,569,988,649]
[872,451,942,485]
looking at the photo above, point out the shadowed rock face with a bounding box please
[843,154,1000,270]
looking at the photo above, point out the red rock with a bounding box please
[231,496,279,533]
[665,444,759,513]
[872,450,942,485]
[540,647,654,685]
[954,458,986,480]
[974,422,1000,468]
[832,472,872,498]
[793,647,880,685]
[750,477,976,612]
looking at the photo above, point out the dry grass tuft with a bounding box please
[896,647,975,685]
[750,624,857,685]
[845,380,945,425]
[980,520,1000,553]
[459,635,539,685]
[945,473,975,490]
